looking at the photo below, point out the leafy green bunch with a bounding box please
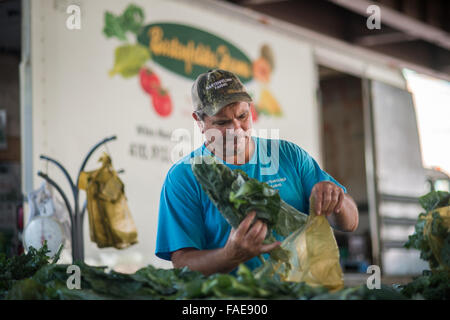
[0,243,61,299]
[402,191,450,300]
[0,243,414,300]
[401,269,450,300]
[178,264,328,300]
[191,156,281,229]
[191,156,308,267]
[311,284,407,300]
[5,263,188,300]
[404,191,450,270]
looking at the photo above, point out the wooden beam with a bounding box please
[235,0,289,5]
[328,0,450,51]
[354,32,418,46]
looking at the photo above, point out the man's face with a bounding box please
[196,101,253,158]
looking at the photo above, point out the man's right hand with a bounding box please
[223,211,281,264]
[171,211,281,276]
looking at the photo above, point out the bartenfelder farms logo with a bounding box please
[103,4,282,119]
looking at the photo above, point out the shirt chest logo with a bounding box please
[266,177,287,189]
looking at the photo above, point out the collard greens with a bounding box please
[190,156,308,269]
[404,191,450,271]
[0,248,405,300]
[402,191,450,300]
[2,190,448,299]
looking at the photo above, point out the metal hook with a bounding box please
[104,141,111,157]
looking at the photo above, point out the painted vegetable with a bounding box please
[151,88,173,117]
[257,88,282,116]
[108,44,150,78]
[252,57,271,84]
[139,67,161,95]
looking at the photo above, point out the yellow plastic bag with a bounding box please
[78,153,138,249]
[270,196,344,291]
[423,205,450,271]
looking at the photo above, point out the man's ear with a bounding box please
[192,112,205,133]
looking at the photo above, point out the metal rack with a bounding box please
[36,135,117,263]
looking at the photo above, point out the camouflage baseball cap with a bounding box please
[191,69,252,117]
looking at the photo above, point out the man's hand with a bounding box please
[310,181,345,216]
[171,211,281,276]
[223,211,281,264]
[310,181,359,232]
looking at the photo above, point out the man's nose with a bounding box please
[231,118,242,130]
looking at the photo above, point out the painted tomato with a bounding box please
[139,67,161,95]
[152,89,173,117]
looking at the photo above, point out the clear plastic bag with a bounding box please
[26,182,72,260]
[263,196,344,291]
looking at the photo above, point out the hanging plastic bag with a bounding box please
[26,182,72,260]
[423,205,450,271]
[27,182,54,223]
[263,196,344,292]
[78,153,138,249]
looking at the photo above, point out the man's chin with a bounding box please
[223,145,247,156]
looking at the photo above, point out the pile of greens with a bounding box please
[0,242,328,300]
[191,156,308,266]
[0,243,61,299]
[0,243,194,300]
[3,169,448,300]
[5,262,186,300]
[400,269,450,300]
[401,191,450,300]
[404,191,450,269]
[1,246,406,300]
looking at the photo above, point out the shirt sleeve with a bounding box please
[155,166,207,261]
[293,145,347,213]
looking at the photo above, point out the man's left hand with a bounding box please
[310,181,345,216]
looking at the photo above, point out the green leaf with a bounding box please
[109,44,150,78]
[102,4,145,42]
[401,270,450,300]
[419,191,450,212]
[120,4,145,35]
[431,211,447,237]
[103,12,127,41]
[405,192,449,271]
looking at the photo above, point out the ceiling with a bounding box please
[222,0,450,77]
[1,0,449,76]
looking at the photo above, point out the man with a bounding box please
[155,69,358,276]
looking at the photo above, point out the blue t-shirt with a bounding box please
[155,136,346,271]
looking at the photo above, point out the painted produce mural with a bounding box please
[102,4,282,120]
